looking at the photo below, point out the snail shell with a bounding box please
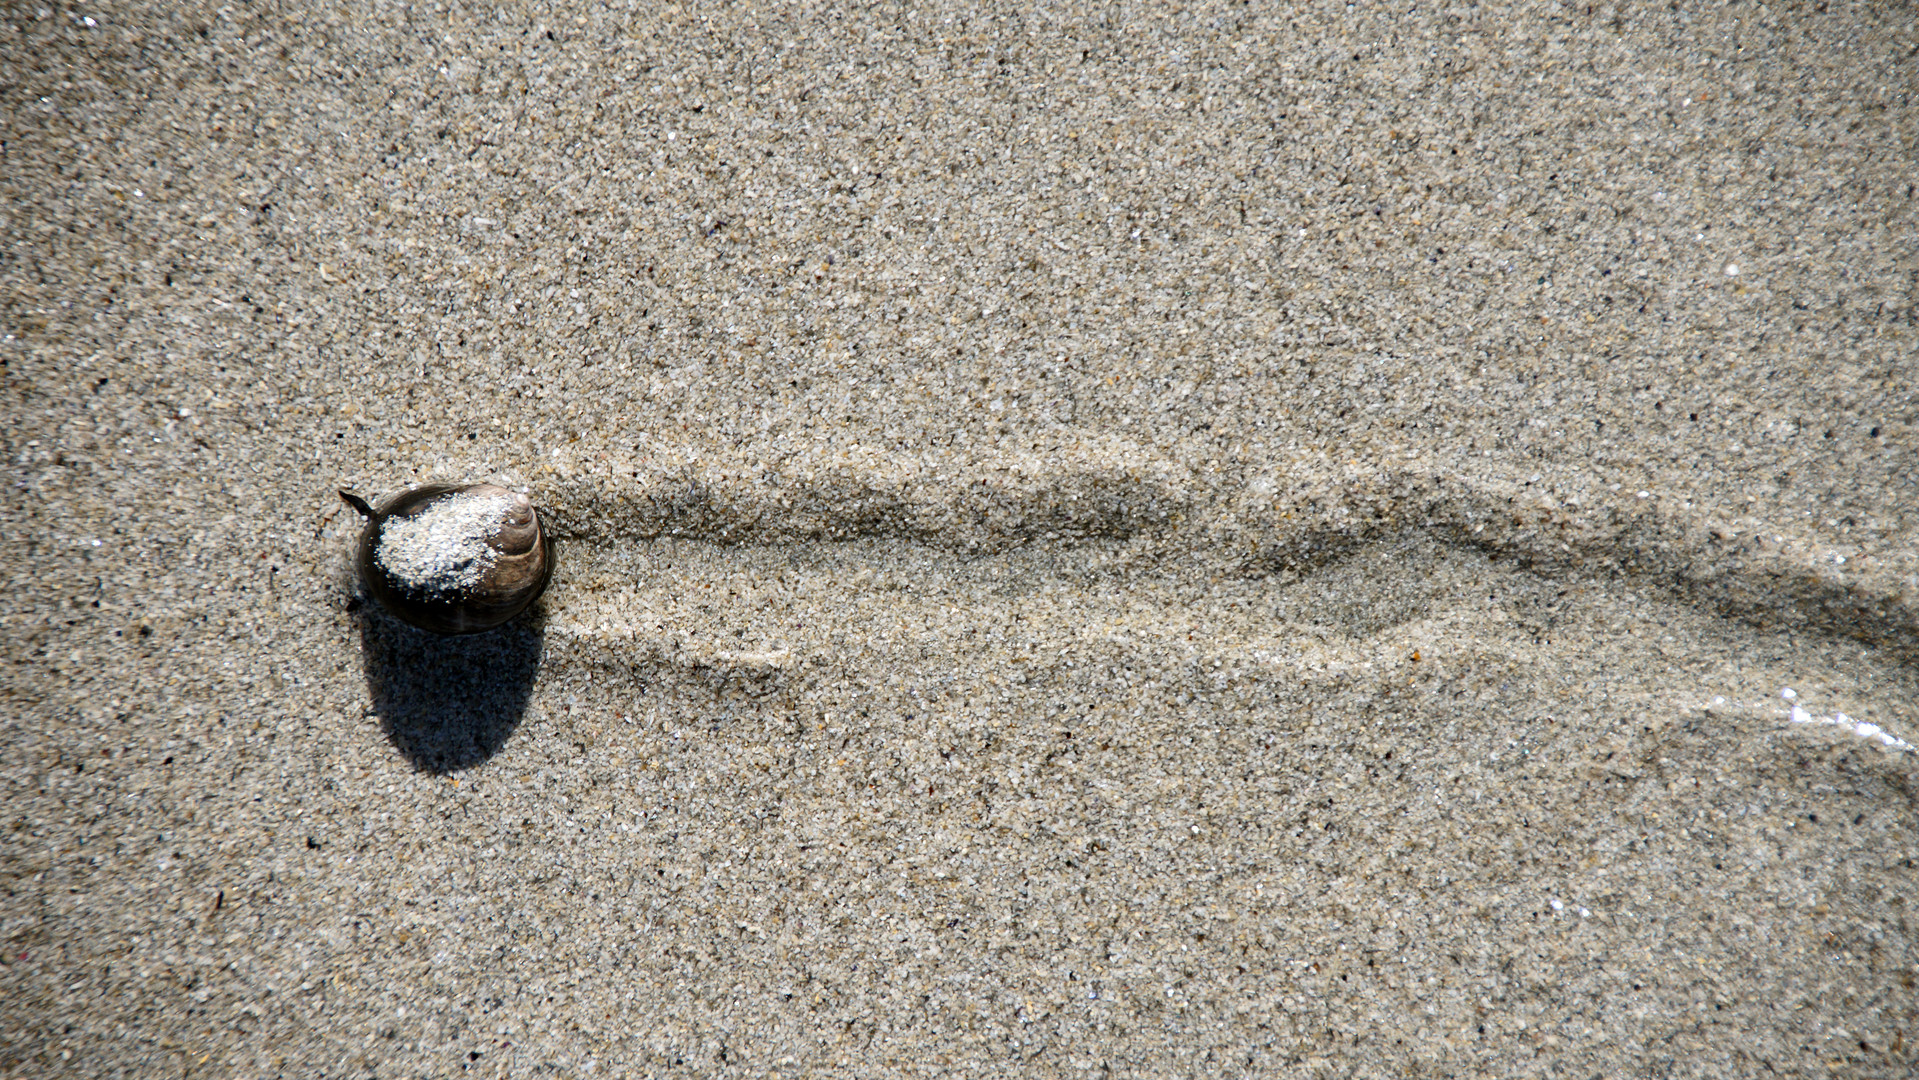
[340,483,552,635]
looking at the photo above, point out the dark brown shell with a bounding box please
[342,483,552,635]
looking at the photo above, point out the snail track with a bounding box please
[531,454,1916,654]
[520,454,1919,745]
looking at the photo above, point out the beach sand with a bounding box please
[4,2,1916,1075]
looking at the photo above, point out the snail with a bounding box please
[339,483,552,635]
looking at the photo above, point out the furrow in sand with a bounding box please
[511,448,1914,671]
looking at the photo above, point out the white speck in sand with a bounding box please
[1780,688,1913,751]
[376,489,515,597]
[1787,704,1913,752]
[1724,262,1739,276]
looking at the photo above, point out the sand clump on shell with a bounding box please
[372,488,518,599]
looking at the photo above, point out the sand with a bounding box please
[4,2,1916,1076]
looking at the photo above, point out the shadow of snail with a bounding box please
[353,606,546,773]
